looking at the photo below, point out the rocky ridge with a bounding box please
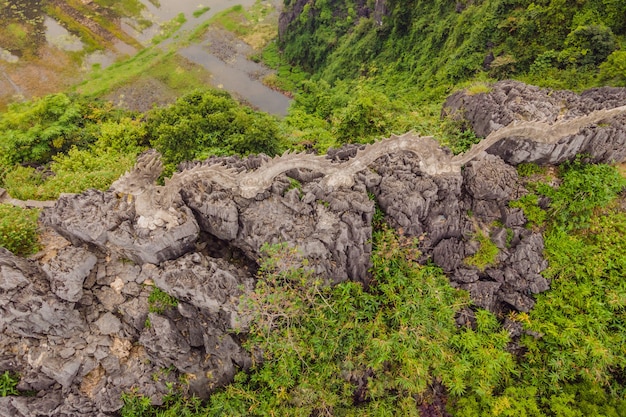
[1,81,625,416]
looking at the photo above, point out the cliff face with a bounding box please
[1,82,625,416]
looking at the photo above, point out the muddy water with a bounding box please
[180,43,291,115]
[126,0,292,115]
[0,0,292,116]
[127,0,258,45]
[44,17,84,52]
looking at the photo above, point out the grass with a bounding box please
[77,42,213,100]
[259,42,308,93]
[193,6,211,18]
[151,13,187,45]
[2,149,138,200]
[92,0,145,18]
[465,81,492,95]
[0,205,40,256]
[148,287,179,314]
[76,48,169,97]
[464,229,499,271]
[0,371,19,397]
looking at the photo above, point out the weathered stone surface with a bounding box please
[463,154,520,201]
[152,253,254,321]
[42,246,97,302]
[443,80,626,165]
[94,312,122,335]
[42,189,199,265]
[180,166,375,284]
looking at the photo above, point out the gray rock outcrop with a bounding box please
[1,81,625,415]
[444,80,626,165]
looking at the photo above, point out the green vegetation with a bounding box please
[517,162,548,178]
[509,194,547,229]
[259,0,626,151]
[151,13,187,45]
[148,287,179,314]
[279,0,625,86]
[117,160,626,417]
[464,229,499,271]
[0,371,20,397]
[192,6,211,18]
[197,231,514,415]
[77,49,169,98]
[146,90,282,172]
[0,94,87,170]
[0,205,40,256]
[0,95,145,200]
[535,159,626,230]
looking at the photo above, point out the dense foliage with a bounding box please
[280,0,626,86]
[274,0,626,151]
[0,205,39,256]
[146,90,282,172]
[0,89,283,198]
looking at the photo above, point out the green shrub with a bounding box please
[0,94,85,169]
[201,227,518,415]
[509,193,547,229]
[464,229,499,271]
[599,50,626,86]
[2,148,138,200]
[147,90,282,170]
[148,287,179,314]
[536,159,626,230]
[521,210,626,395]
[0,205,40,256]
[516,162,547,178]
[441,117,482,155]
[558,25,618,67]
[120,390,155,417]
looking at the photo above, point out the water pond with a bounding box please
[0,0,291,115]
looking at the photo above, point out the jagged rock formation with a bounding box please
[444,80,626,165]
[1,81,625,416]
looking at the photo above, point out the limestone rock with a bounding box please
[42,246,97,302]
[443,80,626,165]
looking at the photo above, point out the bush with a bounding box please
[599,50,626,87]
[0,94,85,169]
[558,25,618,67]
[147,90,282,170]
[0,205,40,256]
[2,148,138,200]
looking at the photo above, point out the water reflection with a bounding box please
[45,17,84,52]
[0,0,292,115]
[180,44,291,116]
[0,0,46,57]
